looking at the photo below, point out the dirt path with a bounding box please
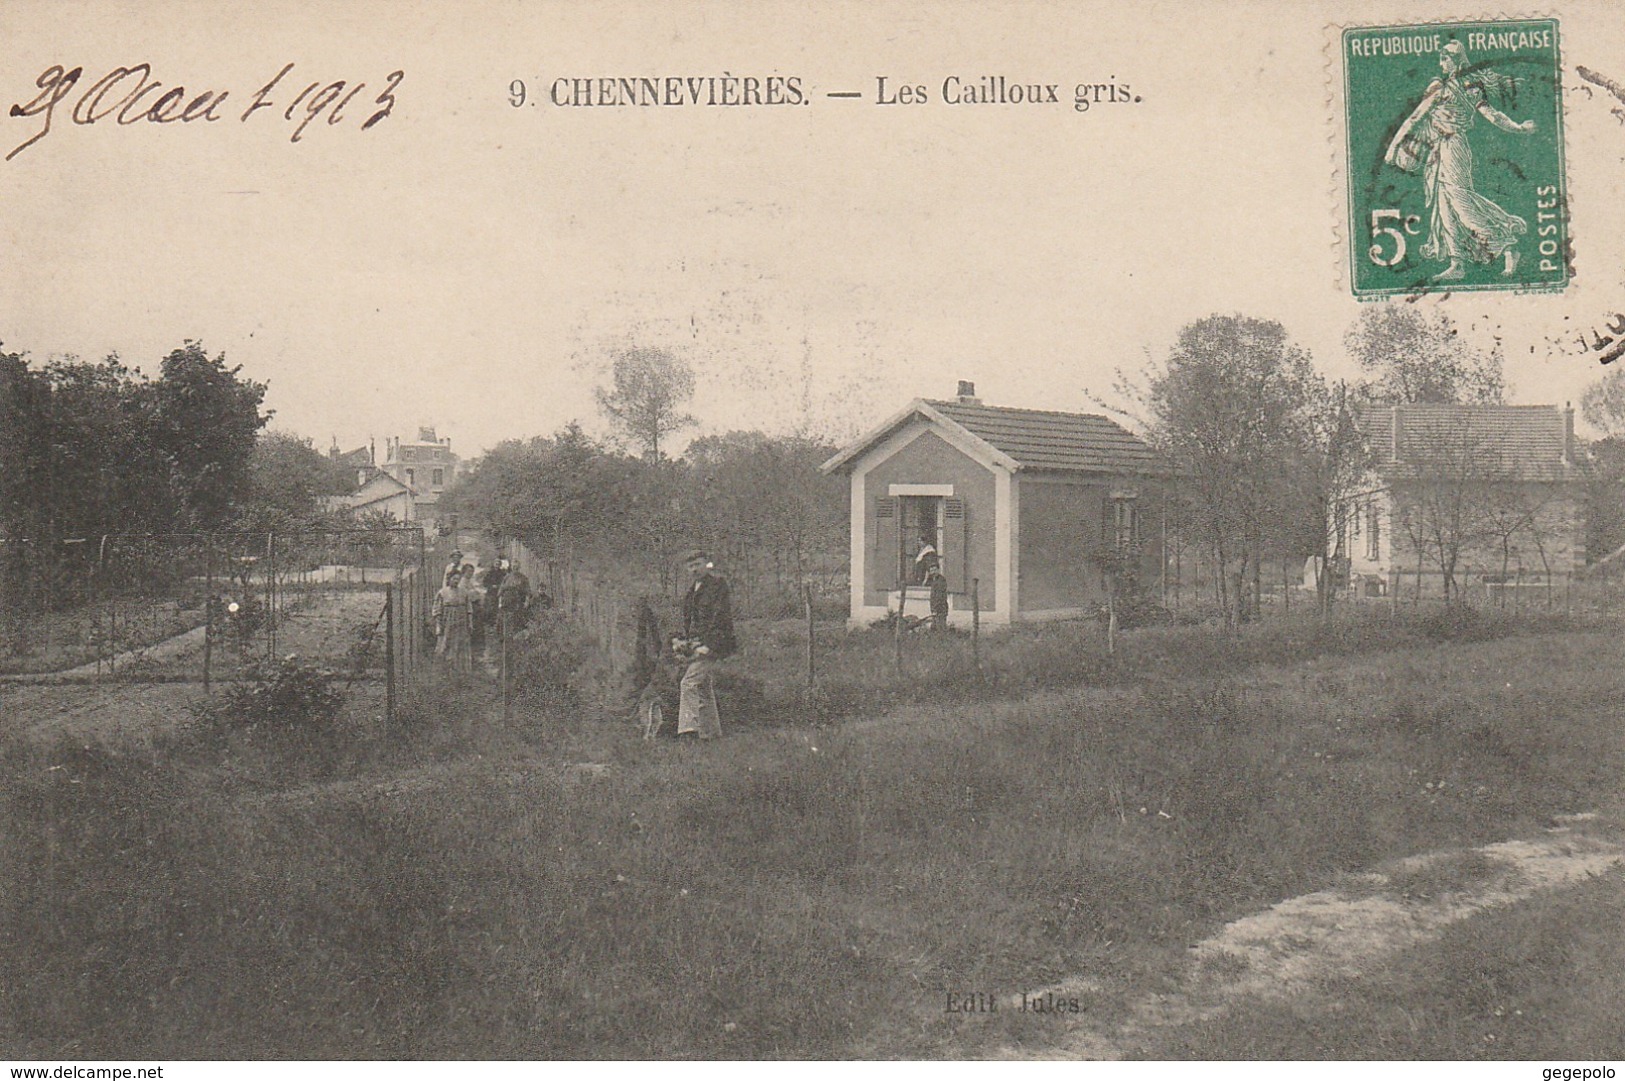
[0,625,210,683]
[994,813,1624,1059]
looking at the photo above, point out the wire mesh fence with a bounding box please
[0,527,431,718]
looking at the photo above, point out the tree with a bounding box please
[1580,366,1625,440]
[1580,436,1625,562]
[239,431,349,530]
[150,341,271,529]
[1346,306,1504,405]
[0,345,49,649]
[1388,412,1531,603]
[0,345,49,541]
[1291,382,1371,611]
[594,347,696,462]
[441,424,631,560]
[1139,315,1326,623]
[681,431,845,603]
[34,353,176,538]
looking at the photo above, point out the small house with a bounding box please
[1336,403,1583,601]
[327,470,415,522]
[820,382,1169,627]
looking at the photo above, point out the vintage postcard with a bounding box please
[4,0,1625,1069]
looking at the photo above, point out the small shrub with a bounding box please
[1096,573,1173,630]
[1415,604,1500,642]
[508,615,592,705]
[198,654,344,733]
[342,618,383,676]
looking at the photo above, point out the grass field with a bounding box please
[2,609,1622,1059]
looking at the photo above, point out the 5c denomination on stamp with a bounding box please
[1343,19,1568,296]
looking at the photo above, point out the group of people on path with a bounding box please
[432,549,534,671]
[431,543,738,743]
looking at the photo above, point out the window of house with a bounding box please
[432,468,444,486]
[1112,498,1138,553]
[1366,500,1380,561]
[405,468,415,488]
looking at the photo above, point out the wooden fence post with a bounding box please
[203,534,213,692]
[266,531,276,659]
[971,577,980,672]
[804,582,815,690]
[500,590,510,721]
[384,586,395,724]
[894,573,905,676]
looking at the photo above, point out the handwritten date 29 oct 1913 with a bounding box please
[6,62,403,161]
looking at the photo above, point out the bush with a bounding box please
[508,614,592,705]
[1096,591,1173,631]
[1415,603,1504,642]
[197,654,344,734]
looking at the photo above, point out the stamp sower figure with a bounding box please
[433,568,472,670]
[677,548,736,741]
[1385,40,1536,282]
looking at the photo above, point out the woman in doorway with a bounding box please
[914,532,941,585]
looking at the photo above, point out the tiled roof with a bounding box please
[925,399,1165,474]
[1361,404,1574,481]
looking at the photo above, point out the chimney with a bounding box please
[956,380,981,405]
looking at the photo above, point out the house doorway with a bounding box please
[899,495,944,585]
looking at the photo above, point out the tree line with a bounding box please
[0,340,376,614]
[441,346,847,615]
[450,314,1625,622]
[12,312,1621,627]
[1131,305,1625,616]
[439,422,847,616]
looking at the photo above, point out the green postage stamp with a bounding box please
[1343,19,1567,296]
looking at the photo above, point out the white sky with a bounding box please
[3,0,1624,458]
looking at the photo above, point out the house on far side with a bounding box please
[328,438,380,489]
[820,382,1170,628]
[377,427,460,534]
[328,471,415,523]
[1337,403,1583,601]
[320,428,459,532]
